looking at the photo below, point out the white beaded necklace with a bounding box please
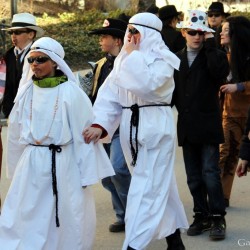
[30,86,60,145]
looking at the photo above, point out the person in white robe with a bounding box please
[0,37,115,250]
[83,13,189,250]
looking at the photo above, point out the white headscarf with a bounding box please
[16,37,76,101]
[115,12,180,69]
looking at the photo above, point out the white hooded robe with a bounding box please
[93,13,189,250]
[0,37,114,250]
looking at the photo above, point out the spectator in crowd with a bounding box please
[172,9,229,240]
[0,37,114,249]
[207,2,230,31]
[159,5,185,53]
[1,12,44,118]
[219,15,250,207]
[0,12,44,212]
[88,17,131,233]
[207,2,230,49]
[236,107,250,178]
[83,12,188,250]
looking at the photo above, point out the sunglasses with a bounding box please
[8,30,29,35]
[27,56,50,64]
[186,30,205,36]
[208,13,221,18]
[128,28,139,35]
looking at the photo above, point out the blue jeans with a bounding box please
[182,141,226,217]
[102,132,131,223]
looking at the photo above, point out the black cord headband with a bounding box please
[129,23,161,33]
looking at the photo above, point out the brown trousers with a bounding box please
[219,117,246,199]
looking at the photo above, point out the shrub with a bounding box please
[37,9,134,70]
[1,8,249,71]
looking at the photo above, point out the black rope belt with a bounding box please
[30,143,62,227]
[122,103,171,166]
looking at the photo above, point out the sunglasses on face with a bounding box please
[186,30,205,36]
[128,28,139,35]
[27,56,50,64]
[208,13,221,18]
[8,30,29,35]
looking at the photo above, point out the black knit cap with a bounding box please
[89,18,127,39]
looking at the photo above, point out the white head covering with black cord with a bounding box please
[100,13,180,166]
[114,12,180,71]
[16,37,76,101]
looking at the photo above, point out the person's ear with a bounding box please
[52,61,57,67]
[28,31,36,40]
[181,29,186,38]
[117,38,123,46]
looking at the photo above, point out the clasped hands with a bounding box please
[82,126,102,144]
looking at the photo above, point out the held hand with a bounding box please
[82,126,102,144]
[236,159,249,177]
[220,84,237,93]
[125,35,140,54]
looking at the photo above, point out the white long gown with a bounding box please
[0,80,114,250]
[94,51,189,250]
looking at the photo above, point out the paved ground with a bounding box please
[0,108,250,250]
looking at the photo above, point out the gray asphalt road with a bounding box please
[0,109,250,250]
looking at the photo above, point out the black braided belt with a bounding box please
[122,103,171,166]
[30,143,62,227]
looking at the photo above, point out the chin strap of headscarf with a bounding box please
[122,103,171,166]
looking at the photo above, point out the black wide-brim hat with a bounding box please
[89,18,127,40]
[159,5,182,20]
[207,2,230,17]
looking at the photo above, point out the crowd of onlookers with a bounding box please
[0,1,249,250]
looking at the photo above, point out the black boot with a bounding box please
[209,215,226,240]
[166,229,185,250]
[187,213,211,236]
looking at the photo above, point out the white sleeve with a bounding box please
[92,79,122,141]
[7,102,26,179]
[65,84,114,186]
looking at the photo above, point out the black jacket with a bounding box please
[161,25,185,53]
[172,38,229,146]
[1,47,30,117]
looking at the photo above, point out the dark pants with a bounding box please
[182,141,226,216]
